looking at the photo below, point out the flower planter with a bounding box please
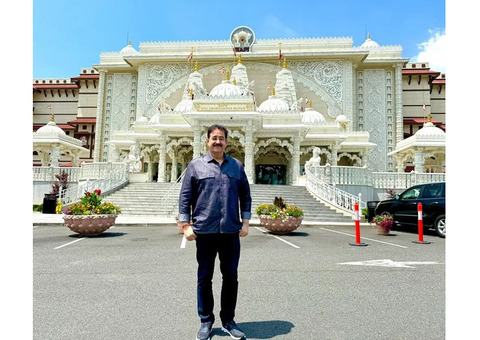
[376,225,391,235]
[63,214,117,236]
[259,216,303,234]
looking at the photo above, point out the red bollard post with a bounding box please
[413,202,431,244]
[349,202,368,246]
[418,203,424,242]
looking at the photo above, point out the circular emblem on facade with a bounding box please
[230,26,255,53]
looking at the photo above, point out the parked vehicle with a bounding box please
[374,182,445,238]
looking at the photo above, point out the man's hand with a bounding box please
[178,222,196,241]
[239,220,249,237]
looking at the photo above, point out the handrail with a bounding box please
[304,165,364,215]
[159,168,187,217]
[58,163,129,206]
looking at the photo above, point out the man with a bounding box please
[178,124,251,340]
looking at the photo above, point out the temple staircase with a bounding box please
[105,182,353,223]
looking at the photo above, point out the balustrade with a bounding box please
[33,162,127,182]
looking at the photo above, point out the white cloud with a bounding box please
[413,29,446,73]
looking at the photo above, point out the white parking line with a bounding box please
[53,226,116,249]
[254,227,300,249]
[54,237,85,249]
[320,228,408,248]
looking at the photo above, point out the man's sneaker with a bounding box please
[221,321,245,339]
[196,321,213,340]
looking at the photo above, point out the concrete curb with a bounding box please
[33,213,370,228]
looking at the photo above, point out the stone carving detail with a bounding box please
[289,60,343,103]
[102,73,137,161]
[145,64,190,103]
[362,69,387,171]
[137,63,191,117]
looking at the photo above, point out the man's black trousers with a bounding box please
[195,233,241,325]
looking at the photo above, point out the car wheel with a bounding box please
[434,215,446,238]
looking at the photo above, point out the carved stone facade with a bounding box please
[92,26,419,183]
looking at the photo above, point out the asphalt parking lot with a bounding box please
[33,224,445,340]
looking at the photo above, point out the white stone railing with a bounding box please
[310,165,445,189]
[372,171,445,189]
[309,165,373,186]
[58,163,129,205]
[33,166,82,182]
[305,166,365,215]
[33,162,128,182]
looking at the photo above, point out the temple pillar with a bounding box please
[71,150,80,167]
[93,70,107,162]
[50,146,60,167]
[157,136,167,182]
[414,149,425,173]
[169,150,178,182]
[395,64,404,144]
[193,125,202,159]
[291,136,301,184]
[243,125,254,183]
[330,144,339,166]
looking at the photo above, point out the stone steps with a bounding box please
[105,182,353,222]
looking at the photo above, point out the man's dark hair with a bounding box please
[207,124,228,139]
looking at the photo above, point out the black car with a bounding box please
[374,182,445,238]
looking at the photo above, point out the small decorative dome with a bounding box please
[149,113,161,124]
[119,41,139,55]
[174,98,194,113]
[335,114,349,123]
[415,121,445,139]
[209,80,242,97]
[360,33,380,49]
[36,120,66,137]
[258,94,289,113]
[301,107,325,125]
[335,114,351,131]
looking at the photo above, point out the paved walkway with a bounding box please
[33,212,364,227]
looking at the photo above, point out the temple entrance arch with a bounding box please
[254,141,292,184]
[338,153,362,166]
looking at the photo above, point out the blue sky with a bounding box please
[33,0,446,78]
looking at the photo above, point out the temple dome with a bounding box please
[360,34,380,49]
[174,98,194,113]
[415,122,445,139]
[335,114,349,123]
[209,80,242,97]
[258,95,289,112]
[301,108,325,125]
[149,113,162,124]
[36,121,66,137]
[120,41,139,55]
